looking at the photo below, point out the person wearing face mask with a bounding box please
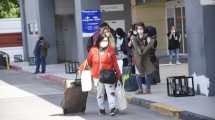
[101,27,116,49]
[87,22,114,52]
[130,22,156,94]
[80,35,121,116]
[167,25,181,64]
[114,28,129,68]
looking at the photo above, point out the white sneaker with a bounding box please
[176,61,181,64]
[169,62,173,65]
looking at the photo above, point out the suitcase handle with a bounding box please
[73,70,81,86]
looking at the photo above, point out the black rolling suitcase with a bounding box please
[61,73,88,114]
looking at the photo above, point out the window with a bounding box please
[135,0,146,5]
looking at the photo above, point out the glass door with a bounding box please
[166,0,187,54]
[175,7,187,53]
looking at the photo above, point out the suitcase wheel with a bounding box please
[63,109,68,114]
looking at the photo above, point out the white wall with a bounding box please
[0,18,21,33]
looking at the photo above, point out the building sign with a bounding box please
[100,4,124,12]
[81,10,101,37]
[105,20,125,31]
[201,0,215,5]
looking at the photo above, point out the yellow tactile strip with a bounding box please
[126,95,184,119]
[150,103,183,119]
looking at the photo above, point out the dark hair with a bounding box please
[95,34,105,48]
[145,26,157,37]
[135,22,145,30]
[131,24,136,31]
[115,28,125,37]
[100,22,109,28]
[128,24,136,36]
[39,36,44,40]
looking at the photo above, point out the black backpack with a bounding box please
[145,26,157,49]
[145,26,157,37]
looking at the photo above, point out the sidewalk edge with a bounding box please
[126,95,215,120]
[10,64,215,120]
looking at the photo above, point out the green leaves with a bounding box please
[122,73,130,82]
[0,0,20,18]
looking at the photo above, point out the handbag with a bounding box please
[116,81,127,110]
[100,69,116,84]
[99,51,117,84]
[81,60,93,92]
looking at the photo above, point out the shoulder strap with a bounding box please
[98,50,102,71]
[83,60,88,70]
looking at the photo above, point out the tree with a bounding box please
[0,0,20,18]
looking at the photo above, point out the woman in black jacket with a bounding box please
[167,26,181,64]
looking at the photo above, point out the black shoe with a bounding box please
[41,71,45,74]
[34,72,39,74]
[110,108,118,116]
[99,109,106,115]
[135,89,143,95]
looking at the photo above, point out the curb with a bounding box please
[10,64,215,120]
[38,74,65,86]
[10,64,22,71]
[150,102,182,119]
[180,111,215,120]
[126,95,215,120]
[125,95,181,119]
[10,64,66,87]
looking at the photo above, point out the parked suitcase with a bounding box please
[61,74,88,114]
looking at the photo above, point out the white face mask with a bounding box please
[100,41,109,48]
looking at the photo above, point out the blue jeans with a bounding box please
[169,49,180,63]
[96,81,116,110]
[136,73,152,91]
[35,56,46,73]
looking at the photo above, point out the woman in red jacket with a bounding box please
[80,35,121,116]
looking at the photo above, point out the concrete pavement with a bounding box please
[10,62,215,120]
[0,70,176,120]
